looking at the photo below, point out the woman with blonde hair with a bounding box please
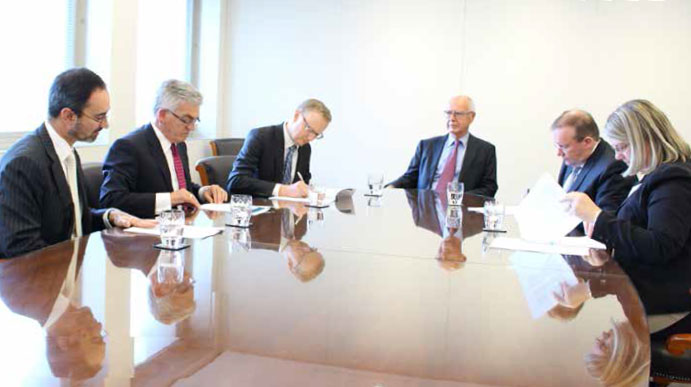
[564,99,691,265]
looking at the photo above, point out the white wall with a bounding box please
[222,0,691,201]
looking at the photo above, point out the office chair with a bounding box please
[209,138,244,156]
[195,155,236,186]
[650,333,691,385]
[81,162,104,209]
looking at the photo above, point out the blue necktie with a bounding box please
[282,145,297,184]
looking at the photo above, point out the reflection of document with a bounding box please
[490,236,605,256]
[510,252,579,319]
[125,226,223,239]
[269,188,353,206]
[514,173,582,242]
[468,206,518,215]
[200,204,271,216]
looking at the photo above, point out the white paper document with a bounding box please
[125,225,223,239]
[490,236,606,256]
[199,204,271,216]
[509,252,579,319]
[514,173,582,242]
[269,188,352,206]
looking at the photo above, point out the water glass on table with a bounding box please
[308,185,327,207]
[447,181,464,206]
[228,194,253,227]
[159,208,185,248]
[483,199,506,232]
[367,173,384,196]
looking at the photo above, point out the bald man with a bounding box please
[388,95,497,197]
[552,109,633,212]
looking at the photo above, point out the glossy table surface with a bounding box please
[0,190,651,386]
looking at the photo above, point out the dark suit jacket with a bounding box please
[0,125,106,258]
[100,124,201,218]
[593,161,691,266]
[226,124,311,197]
[557,140,634,211]
[389,133,498,197]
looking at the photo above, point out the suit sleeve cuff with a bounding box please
[103,209,113,229]
[272,184,281,197]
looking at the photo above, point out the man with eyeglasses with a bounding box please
[388,95,498,197]
[552,109,633,212]
[0,68,155,259]
[100,79,228,218]
[226,98,332,198]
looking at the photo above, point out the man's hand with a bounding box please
[199,185,228,204]
[171,188,201,210]
[278,181,309,198]
[108,209,157,228]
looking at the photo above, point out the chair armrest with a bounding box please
[666,333,691,356]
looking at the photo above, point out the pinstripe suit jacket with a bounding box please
[0,125,106,258]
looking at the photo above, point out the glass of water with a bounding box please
[483,199,506,231]
[228,194,252,227]
[367,173,384,196]
[447,181,464,206]
[308,185,326,207]
[159,208,185,248]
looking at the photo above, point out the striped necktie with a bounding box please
[283,145,297,184]
[171,143,187,190]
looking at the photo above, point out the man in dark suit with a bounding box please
[552,109,633,211]
[226,99,332,198]
[0,68,154,259]
[100,79,227,218]
[388,95,498,197]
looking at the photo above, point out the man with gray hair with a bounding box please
[101,79,227,218]
[389,95,498,197]
[227,98,332,197]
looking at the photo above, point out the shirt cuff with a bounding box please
[155,192,172,214]
[103,209,113,229]
[272,184,281,197]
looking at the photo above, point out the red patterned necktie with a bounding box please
[171,143,187,190]
[435,140,459,192]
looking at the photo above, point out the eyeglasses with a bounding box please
[613,143,630,153]
[444,110,473,118]
[80,111,109,126]
[168,110,200,127]
[301,113,324,140]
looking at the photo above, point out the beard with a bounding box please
[68,120,101,143]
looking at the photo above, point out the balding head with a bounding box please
[445,95,476,139]
[551,109,600,166]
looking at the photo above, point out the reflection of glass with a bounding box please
[447,181,464,206]
[445,205,462,230]
[307,207,325,227]
[585,320,649,386]
[229,194,252,227]
[228,227,251,253]
[367,173,384,196]
[367,196,383,207]
[483,199,505,231]
[158,209,185,248]
[481,232,495,254]
[157,250,184,284]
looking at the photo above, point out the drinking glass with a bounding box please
[447,181,464,206]
[228,194,252,227]
[483,199,506,231]
[159,209,185,248]
[308,185,326,207]
[367,173,384,196]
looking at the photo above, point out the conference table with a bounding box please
[0,189,650,386]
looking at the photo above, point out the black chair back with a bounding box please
[210,138,244,156]
[195,155,236,186]
[81,162,104,209]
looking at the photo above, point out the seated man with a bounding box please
[100,80,227,218]
[388,95,498,198]
[226,99,332,198]
[0,68,153,259]
[551,109,633,211]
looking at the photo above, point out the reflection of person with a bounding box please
[585,320,649,387]
[282,239,325,282]
[552,109,633,211]
[563,100,691,265]
[226,99,332,198]
[388,96,498,198]
[0,236,106,381]
[101,79,227,218]
[0,68,153,259]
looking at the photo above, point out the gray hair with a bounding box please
[604,99,691,176]
[153,79,203,114]
[297,98,332,123]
